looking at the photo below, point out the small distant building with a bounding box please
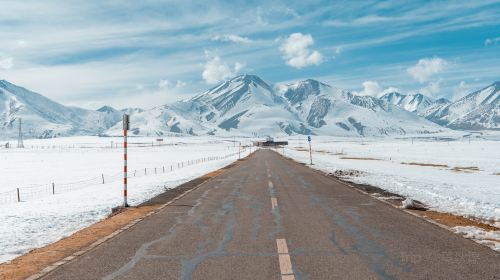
[254,137,288,147]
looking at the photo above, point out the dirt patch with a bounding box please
[329,169,365,178]
[0,205,158,280]
[0,154,248,280]
[452,166,480,173]
[493,172,500,176]
[414,210,498,231]
[340,157,380,161]
[294,147,308,152]
[401,162,449,168]
[328,175,404,199]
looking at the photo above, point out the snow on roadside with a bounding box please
[452,226,500,251]
[0,136,251,264]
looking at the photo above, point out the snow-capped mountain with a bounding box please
[1,76,497,139]
[379,92,437,114]
[0,80,115,139]
[423,82,499,130]
[276,79,445,136]
[171,75,310,135]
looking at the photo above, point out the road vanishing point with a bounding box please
[42,149,500,280]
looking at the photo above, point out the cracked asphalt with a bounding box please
[42,149,500,280]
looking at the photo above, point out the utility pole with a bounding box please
[238,142,241,160]
[308,135,313,165]
[123,114,130,207]
[17,118,24,148]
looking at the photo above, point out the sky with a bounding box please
[0,0,499,110]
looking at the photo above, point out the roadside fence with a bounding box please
[0,149,247,205]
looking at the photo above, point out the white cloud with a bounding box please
[452,80,470,101]
[159,79,187,89]
[280,33,323,69]
[211,34,252,44]
[484,37,500,46]
[335,46,342,54]
[419,79,442,97]
[16,40,26,47]
[202,51,243,84]
[358,80,399,97]
[407,57,447,83]
[323,15,391,27]
[175,80,187,88]
[361,80,382,96]
[0,54,14,70]
[158,79,171,89]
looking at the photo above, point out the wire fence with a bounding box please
[0,148,248,205]
[0,140,240,150]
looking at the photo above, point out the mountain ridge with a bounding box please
[1,76,498,139]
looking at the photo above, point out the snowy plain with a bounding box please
[280,135,500,223]
[1,134,499,263]
[0,136,251,264]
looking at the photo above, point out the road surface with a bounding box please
[42,149,500,280]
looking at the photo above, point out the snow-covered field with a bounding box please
[0,136,251,264]
[1,134,499,263]
[281,136,500,223]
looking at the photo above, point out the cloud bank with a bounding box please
[280,33,323,69]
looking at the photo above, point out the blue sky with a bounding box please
[0,0,499,109]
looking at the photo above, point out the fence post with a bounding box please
[163,166,165,173]
[155,167,157,174]
[145,168,147,175]
[17,188,20,202]
[52,183,55,195]
[102,174,105,184]
[171,165,173,171]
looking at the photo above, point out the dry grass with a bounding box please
[330,169,365,178]
[340,157,380,161]
[452,166,480,173]
[412,210,498,231]
[401,162,449,168]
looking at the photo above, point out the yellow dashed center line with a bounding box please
[268,174,296,279]
[276,238,295,279]
[271,197,278,209]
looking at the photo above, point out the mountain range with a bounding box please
[0,75,498,139]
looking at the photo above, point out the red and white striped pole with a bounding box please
[123,114,130,207]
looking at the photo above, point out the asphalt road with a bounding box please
[42,149,500,280]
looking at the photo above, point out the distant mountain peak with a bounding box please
[0,79,14,88]
[96,105,117,113]
[229,74,273,91]
[434,98,451,104]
